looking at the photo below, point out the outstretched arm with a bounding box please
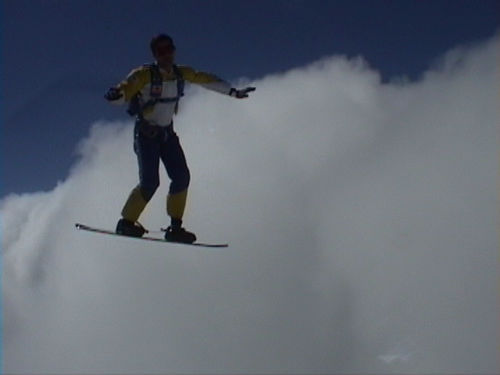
[104,66,150,104]
[179,65,255,99]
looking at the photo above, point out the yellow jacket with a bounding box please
[115,64,232,126]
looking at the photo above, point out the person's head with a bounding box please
[150,33,176,66]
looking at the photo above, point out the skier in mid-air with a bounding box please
[105,33,255,243]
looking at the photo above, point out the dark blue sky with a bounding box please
[2,0,498,196]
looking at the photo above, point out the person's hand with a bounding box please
[229,87,256,99]
[104,87,123,101]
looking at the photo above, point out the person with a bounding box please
[104,33,255,243]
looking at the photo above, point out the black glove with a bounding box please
[229,87,256,99]
[104,87,123,101]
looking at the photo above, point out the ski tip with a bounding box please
[75,223,87,230]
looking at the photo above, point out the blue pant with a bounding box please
[134,121,190,201]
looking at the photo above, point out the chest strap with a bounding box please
[128,63,185,117]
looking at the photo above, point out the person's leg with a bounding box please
[160,132,190,225]
[118,124,161,235]
[160,131,196,243]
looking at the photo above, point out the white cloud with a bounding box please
[3,34,498,373]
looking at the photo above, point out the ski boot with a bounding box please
[164,222,196,244]
[116,218,146,237]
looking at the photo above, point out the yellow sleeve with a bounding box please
[178,65,232,95]
[117,66,151,101]
[178,65,219,83]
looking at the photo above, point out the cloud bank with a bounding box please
[3,34,498,373]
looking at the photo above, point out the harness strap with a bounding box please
[128,63,185,118]
[139,63,184,115]
[136,119,174,139]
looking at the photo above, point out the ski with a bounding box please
[75,223,228,248]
